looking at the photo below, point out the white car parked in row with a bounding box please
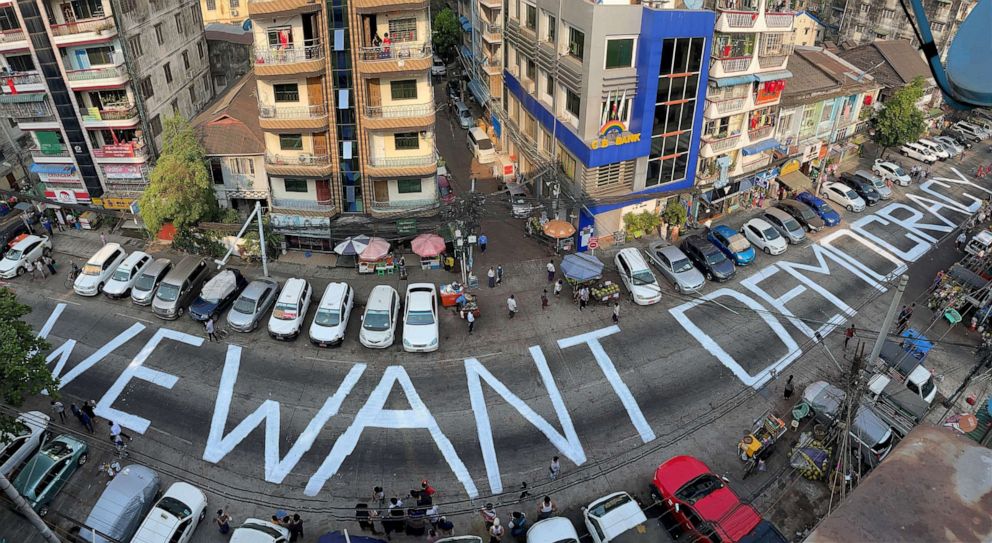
[0,235,51,279]
[74,243,127,296]
[230,519,288,543]
[822,180,866,212]
[614,248,662,305]
[403,283,439,352]
[527,517,580,543]
[309,282,354,347]
[361,285,401,349]
[101,251,153,299]
[267,277,312,341]
[899,142,939,164]
[132,482,208,543]
[741,218,788,255]
[0,411,49,477]
[872,160,911,186]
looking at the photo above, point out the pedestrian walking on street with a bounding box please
[82,400,97,423]
[70,403,83,425]
[109,420,133,442]
[844,324,856,349]
[100,232,107,246]
[508,512,528,543]
[437,516,454,536]
[215,509,232,535]
[480,503,497,529]
[507,295,518,318]
[783,375,795,400]
[536,496,558,520]
[43,255,56,276]
[489,517,504,543]
[957,231,968,250]
[205,317,218,342]
[30,261,45,281]
[612,301,620,323]
[931,270,945,291]
[546,260,556,282]
[496,265,503,285]
[553,279,563,298]
[289,513,304,542]
[41,217,53,236]
[479,233,488,254]
[79,410,94,433]
[541,290,548,310]
[467,310,475,334]
[548,456,560,480]
[388,497,403,510]
[488,267,496,288]
[372,486,385,508]
[51,400,65,423]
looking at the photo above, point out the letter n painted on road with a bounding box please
[305,366,477,498]
[465,346,587,494]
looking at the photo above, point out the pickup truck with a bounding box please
[865,373,930,437]
[876,336,938,404]
[582,492,669,543]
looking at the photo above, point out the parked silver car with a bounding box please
[75,464,161,543]
[643,241,705,293]
[227,278,279,332]
[762,208,807,245]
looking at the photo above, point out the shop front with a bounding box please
[695,166,779,219]
[776,159,815,199]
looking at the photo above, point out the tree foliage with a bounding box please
[432,8,461,62]
[138,115,219,235]
[0,288,58,431]
[662,199,688,227]
[871,77,927,155]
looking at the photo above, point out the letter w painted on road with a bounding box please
[203,345,366,484]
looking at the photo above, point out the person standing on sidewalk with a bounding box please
[478,233,488,254]
[541,290,549,310]
[41,216,53,237]
[467,310,475,334]
[100,232,108,246]
[507,295,518,318]
[553,279,563,298]
[43,254,56,276]
[50,400,65,423]
[79,410,95,433]
[612,301,620,323]
[579,287,589,311]
[215,509,232,535]
[783,375,795,399]
[844,324,856,349]
[205,317,218,342]
[488,267,496,288]
[956,231,968,250]
[496,265,503,286]
[548,456,560,480]
[546,260,556,282]
[109,420,133,442]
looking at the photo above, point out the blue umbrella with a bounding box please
[334,235,372,256]
[560,252,604,282]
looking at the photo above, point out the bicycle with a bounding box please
[64,265,80,289]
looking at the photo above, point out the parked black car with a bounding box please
[189,268,248,322]
[774,199,825,232]
[680,235,736,282]
[838,174,881,206]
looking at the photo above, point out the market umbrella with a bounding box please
[359,237,391,260]
[543,219,576,239]
[411,233,446,257]
[560,252,604,282]
[334,235,372,256]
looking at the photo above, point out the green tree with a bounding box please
[0,288,58,432]
[871,77,927,157]
[661,199,687,227]
[138,115,219,235]
[432,8,461,62]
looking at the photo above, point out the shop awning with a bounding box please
[741,138,781,156]
[754,70,793,82]
[31,164,77,175]
[468,79,488,105]
[778,170,813,192]
[711,74,757,88]
[459,15,472,32]
[0,92,46,103]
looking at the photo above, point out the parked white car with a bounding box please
[916,138,949,160]
[0,411,49,478]
[230,519,289,543]
[0,235,51,279]
[933,135,965,156]
[872,160,911,187]
[899,142,938,164]
[309,282,354,347]
[614,248,662,305]
[403,283,439,352]
[822,181,866,212]
[741,218,788,255]
[102,251,153,299]
[431,55,447,77]
[267,277,312,341]
[132,482,208,543]
[527,517,580,543]
[360,285,401,349]
[74,243,127,296]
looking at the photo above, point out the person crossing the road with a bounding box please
[205,317,218,342]
[109,420,133,442]
[467,311,475,334]
[507,295,518,318]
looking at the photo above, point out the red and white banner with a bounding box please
[44,189,91,204]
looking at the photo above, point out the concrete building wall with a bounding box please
[206,37,251,92]
[199,0,246,25]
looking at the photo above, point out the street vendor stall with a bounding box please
[358,238,394,274]
[560,253,620,303]
[412,233,446,270]
[439,282,466,307]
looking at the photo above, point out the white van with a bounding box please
[614,248,662,305]
[952,121,988,140]
[267,277,312,341]
[309,282,354,347]
[74,243,127,296]
[467,127,496,164]
[454,99,473,129]
[102,251,153,299]
[899,142,938,164]
[916,138,949,160]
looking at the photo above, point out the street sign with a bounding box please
[588,237,599,249]
[396,218,417,236]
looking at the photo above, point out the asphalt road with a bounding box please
[2,155,989,542]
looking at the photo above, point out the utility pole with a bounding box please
[868,274,909,365]
[943,342,992,408]
[0,473,60,543]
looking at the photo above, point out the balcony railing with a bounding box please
[709,97,747,115]
[265,152,331,166]
[716,0,759,10]
[717,56,752,73]
[0,28,26,43]
[258,104,327,119]
[368,152,437,168]
[758,55,788,69]
[254,41,324,65]
[271,198,335,212]
[364,102,435,118]
[65,64,127,81]
[721,11,759,28]
[482,25,502,41]
[764,12,795,28]
[82,106,137,121]
[91,142,147,159]
[358,43,432,62]
[29,146,71,158]
[371,197,438,209]
[50,16,114,37]
[748,125,775,141]
[5,71,42,85]
[704,134,742,153]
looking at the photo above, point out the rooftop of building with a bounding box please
[780,46,879,106]
[191,71,264,156]
[835,39,935,89]
[203,22,253,45]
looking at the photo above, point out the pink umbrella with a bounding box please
[359,237,391,261]
[411,233,446,257]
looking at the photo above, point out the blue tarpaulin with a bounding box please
[740,138,781,156]
[459,15,472,32]
[754,69,793,81]
[30,164,76,175]
[561,252,604,282]
[711,74,756,88]
[468,79,488,104]
[460,45,474,62]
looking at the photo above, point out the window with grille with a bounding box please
[394,132,420,150]
[206,0,216,9]
[274,83,299,102]
[128,36,143,58]
[140,76,154,99]
[390,80,418,100]
[397,179,422,193]
[284,179,308,192]
[388,18,417,43]
[279,134,303,150]
[268,27,293,48]
[595,163,625,188]
[230,158,255,175]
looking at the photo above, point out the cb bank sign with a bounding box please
[590,91,642,150]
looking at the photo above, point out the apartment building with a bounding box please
[249,0,437,251]
[199,0,247,25]
[814,0,974,54]
[501,0,715,245]
[693,0,797,219]
[0,0,212,211]
[457,0,504,106]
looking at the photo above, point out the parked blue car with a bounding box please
[707,224,755,266]
[795,191,842,226]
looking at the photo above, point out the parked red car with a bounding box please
[437,172,455,204]
[651,455,786,543]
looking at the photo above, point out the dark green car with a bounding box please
[12,434,88,517]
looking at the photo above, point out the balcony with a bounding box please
[270,197,337,217]
[247,0,322,16]
[482,24,502,43]
[81,105,139,128]
[369,196,439,217]
[264,152,334,177]
[255,41,325,77]
[366,151,437,177]
[65,64,129,90]
[717,11,760,30]
[0,28,28,52]
[352,0,428,11]
[258,104,328,130]
[757,54,788,70]
[700,133,742,157]
[748,125,775,142]
[363,102,435,130]
[715,56,753,74]
[705,96,748,118]
[356,43,432,75]
[764,12,795,28]
[91,141,149,162]
[482,58,503,75]
[28,146,72,163]
[49,16,117,47]
[4,71,45,92]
